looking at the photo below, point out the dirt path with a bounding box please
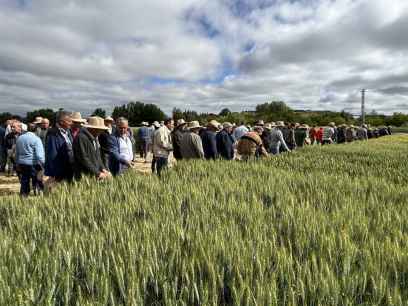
[0,157,155,197]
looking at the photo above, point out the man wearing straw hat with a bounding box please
[201,120,220,160]
[180,121,205,160]
[73,116,111,180]
[152,118,174,176]
[70,112,87,140]
[45,111,75,183]
[270,121,290,155]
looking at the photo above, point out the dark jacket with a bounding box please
[98,130,111,168]
[337,127,346,144]
[261,129,272,152]
[73,129,105,179]
[216,129,235,160]
[44,127,74,181]
[171,128,185,160]
[108,131,131,176]
[201,129,218,160]
[0,126,5,150]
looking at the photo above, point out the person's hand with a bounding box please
[98,172,108,180]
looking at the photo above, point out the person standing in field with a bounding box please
[70,112,87,140]
[45,111,75,183]
[0,123,6,172]
[36,118,50,147]
[180,121,205,160]
[261,123,273,153]
[108,118,134,176]
[152,118,174,176]
[150,121,161,174]
[357,124,368,140]
[73,116,111,180]
[270,121,290,155]
[216,122,235,160]
[201,120,220,160]
[171,119,187,161]
[5,120,23,176]
[138,122,151,161]
[336,124,347,144]
[345,125,355,143]
[15,123,45,197]
[237,126,268,161]
[322,122,336,145]
[295,124,309,148]
[98,116,115,169]
[285,123,297,151]
[233,122,249,141]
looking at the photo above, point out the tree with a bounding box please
[219,108,231,117]
[26,109,56,125]
[112,102,166,126]
[172,108,184,121]
[92,108,106,118]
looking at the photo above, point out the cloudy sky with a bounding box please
[1,0,408,116]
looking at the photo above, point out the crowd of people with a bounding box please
[0,111,392,197]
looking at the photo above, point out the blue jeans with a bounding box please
[156,157,168,177]
[17,164,43,197]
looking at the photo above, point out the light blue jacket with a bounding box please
[15,132,45,166]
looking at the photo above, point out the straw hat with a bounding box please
[208,120,220,129]
[270,122,277,127]
[177,119,187,127]
[300,124,309,129]
[83,116,109,130]
[33,117,43,124]
[152,121,160,128]
[71,112,87,123]
[188,121,202,130]
[264,123,273,130]
[276,121,285,127]
[255,120,265,126]
[328,122,336,127]
[222,122,233,129]
[104,116,114,122]
[141,121,149,126]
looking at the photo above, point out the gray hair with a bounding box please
[56,111,71,123]
[117,118,129,126]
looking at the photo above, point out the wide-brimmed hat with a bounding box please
[141,121,149,126]
[300,124,309,129]
[264,123,273,130]
[71,112,87,123]
[255,120,265,126]
[207,120,220,129]
[177,119,187,127]
[83,116,109,130]
[188,121,202,130]
[152,121,160,128]
[328,122,336,127]
[104,116,114,122]
[276,121,285,127]
[223,122,233,129]
[33,117,43,124]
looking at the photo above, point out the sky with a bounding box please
[1,0,408,116]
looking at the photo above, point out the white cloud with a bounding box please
[0,0,408,117]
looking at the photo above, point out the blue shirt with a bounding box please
[15,132,45,166]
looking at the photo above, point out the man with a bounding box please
[237,127,268,161]
[108,118,134,176]
[45,111,75,183]
[73,116,111,180]
[180,121,205,160]
[138,122,151,161]
[171,119,187,161]
[357,124,368,141]
[233,122,249,141]
[337,124,347,144]
[150,121,161,173]
[5,120,23,176]
[152,118,174,176]
[295,124,309,148]
[201,120,220,160]
[270,121,290,155]
[70,112,87,140]
[15,124,45,196]
[36,118,50,147]
[0,123,6,172]
[346,125,355,143]
[322,122,336,145]
[285,123,297,151]
[261,123,273,153]
[216,122,235,160]
[98,116,115,169]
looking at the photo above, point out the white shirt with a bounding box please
[118,135,133,162]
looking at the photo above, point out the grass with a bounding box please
[1,135,408,305]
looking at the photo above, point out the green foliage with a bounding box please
[1,136,408,305]
[0,112,15,125]
[112,102,166,126]
[91,108,106,118]
[25,109,56,125]
[219,108,231,117]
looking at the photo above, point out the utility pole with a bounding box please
[361,89,366,125]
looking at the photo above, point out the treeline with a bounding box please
[1,101,408,127]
